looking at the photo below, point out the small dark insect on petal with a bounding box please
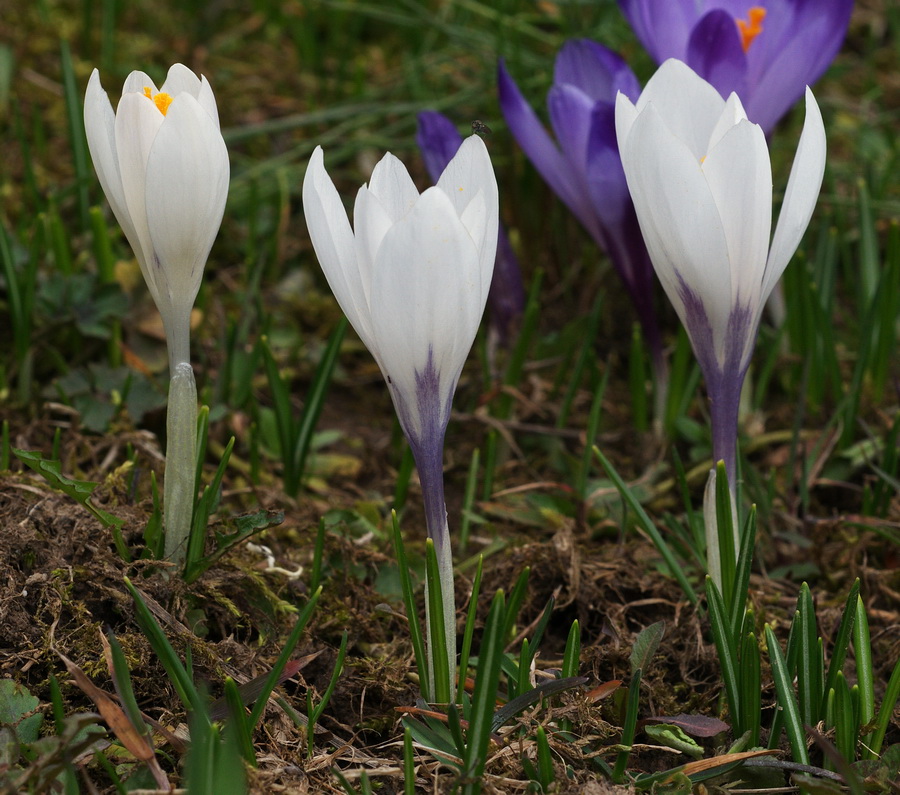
[471,120,492,136]
[387,374,392,384]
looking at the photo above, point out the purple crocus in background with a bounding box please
[617,0,854,135]
[416,111,525,351]
[498,40,666,404]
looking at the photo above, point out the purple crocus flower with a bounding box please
[498,40,666,388]
[617,0,854,134]
[416,111,525,350]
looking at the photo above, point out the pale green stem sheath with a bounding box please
[163,360,197,564]
[422,516,456,702]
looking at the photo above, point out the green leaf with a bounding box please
[14,448,128,560]
[0,679,42,744]
[643,724,703,759]
[630,620,666,676]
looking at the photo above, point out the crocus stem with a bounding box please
[412,437,456,702]
[163,360,197,565]
[705,368,743,581]
[708,370,742,495]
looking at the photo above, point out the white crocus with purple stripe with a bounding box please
[303,136,498,699]
[615,58,825,585]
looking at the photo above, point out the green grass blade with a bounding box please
[461,589,506,794]
[595,447,698,606]
[796,583,821,726]
[424,539,451,705]
[247,586,322,729]
[124,577,205,718]
[868,654,900,759]
[457,556,483,706]
[403,725,416,795]
[729,506,757,640]
[223,676,256,767]
[612,668,642,783]
[739,629,761,747]
[391,511,428,701]
[851,595,875,754]
[764,624,809,765]
[502,567,530,643]
[291,316,347,492]
[706,577,741,733]
[821,578,860,718]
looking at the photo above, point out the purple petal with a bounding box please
[547,83,595,175]
[686,9,748,101]
[617,0,696,62]
[416,111,463,184]
[554,39,641,104]
[487,228,526,347]
[498,59,594,235]
[584,103,629,228]
[746,0,853,133]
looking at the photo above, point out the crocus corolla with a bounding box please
[617,0,853,134]
[302,136,498,699]
[84,64,229,564]
[498,41,665,395]
[417,111,525,350]
[615,59,825,583]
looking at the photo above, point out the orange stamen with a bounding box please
[143,86,173,116]
[736,6,766,53]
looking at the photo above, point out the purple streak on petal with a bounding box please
[677,279,757,490]
[498,59,595,235]
[686,10,748,101]
[416,110,462,184]
[416,110,525,347]
[390,347,452,559]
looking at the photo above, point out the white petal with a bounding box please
[369,188,483,438]
[458,187,494,301]
[436,135,498,290]
[114,91,166,303]
[614,91,639,151]
[352,183,391,309]
[367,152,420,223]
[160,63,202,98]
[701,117,772,310]
[144,93,230,319]
[302,147,374,349]
[197,75,221,129]
[122,70,157,96]
[84,70,142,262]
[762,88,826,302]
[621,102,733,364]
[637,59,726,160]
[706,93,748,154]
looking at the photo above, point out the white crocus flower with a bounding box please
[84,64,229,565]
[302,136,498,699]
[616,58,825,586]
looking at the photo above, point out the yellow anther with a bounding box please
[736,7,766,52]
[143,86,173,116]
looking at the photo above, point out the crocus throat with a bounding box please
[143,86,173,116]
[736,7,766,52]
